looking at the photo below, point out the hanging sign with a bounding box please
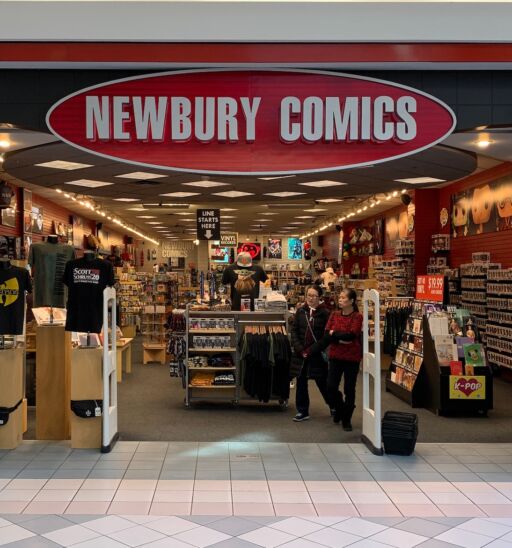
[46,69,456,176]
[197,209,220,241]
[220,233,237,247]
[416,274,444,302]
[449,376,486,399]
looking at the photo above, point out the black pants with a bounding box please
[295,360,329,415]
[327,359,360,417]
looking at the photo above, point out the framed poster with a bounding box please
[267,238,282,259]
[1,183,16,228]
[31,206,44,233]
[374,218,384,255]
[72,215,84,247]
[23,188,32,234]
[237,242,261,261]
[288,238,302,260]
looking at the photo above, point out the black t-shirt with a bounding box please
[63,257,115,333]
[0,265,32,335]
[221,264,268,311]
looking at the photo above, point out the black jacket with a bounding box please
[290,304,330,378]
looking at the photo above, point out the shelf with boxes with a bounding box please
[115,268,143,338]
[486,268,512,370]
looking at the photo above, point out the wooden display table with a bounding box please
[116,337,133,382]
[122,325,136,339]
[0,348,24,449]
[143,343,166,365]
[36,326,71,440]
[70,347,103,449]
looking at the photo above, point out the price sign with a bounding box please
[197,209,220,241]
[416,274,445,302]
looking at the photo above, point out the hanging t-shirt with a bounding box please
[0,265,32,335]
[28,242,75,307]
[63,257,115,333]
[221,264,268,311]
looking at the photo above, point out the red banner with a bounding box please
[46,69,456,175]
[416,275,445,302]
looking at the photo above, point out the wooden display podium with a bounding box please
[36,326,71,440]
[0,348,24,449]
[70,347,103,449]
[143,343,166,365]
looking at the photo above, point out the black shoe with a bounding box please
[342,420,353,432]
[293,413,310,422]
[333,411,341,424]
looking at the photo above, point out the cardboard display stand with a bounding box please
[70,347,103,448]
[36,326,71,440]
[0,348,24,449]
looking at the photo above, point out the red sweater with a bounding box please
[325,311,363,362]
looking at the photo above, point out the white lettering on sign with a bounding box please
[280,95,417,143]
[85,94,418,145]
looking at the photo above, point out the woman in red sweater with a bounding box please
[325,288,363,431]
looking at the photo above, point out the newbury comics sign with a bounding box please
[46,69,456,175]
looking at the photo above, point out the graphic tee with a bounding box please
[28,242,75,307]
[0,266,32,335]
[63,257,115,333]
[221,264,268,311]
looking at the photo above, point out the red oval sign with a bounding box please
[46,69,456,175]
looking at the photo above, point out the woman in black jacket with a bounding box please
[290,285,331,422]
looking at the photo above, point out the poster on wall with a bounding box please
[31,206,44,233]
[237,242,261,261]
[304,239,312,261]
[288,238,303,260]
[1,184,16,228]
[210,245,230,263]
[374,218,384,254]
[452,177,512,237]
[23,188,32,234]
[267,238,282,259]
[72,215,84,247]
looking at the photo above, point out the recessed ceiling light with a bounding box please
[213,191,254,198]
[126,207,146,211]
[393,177,445,184]
[289,222,305,225]
[116,172,166,180]
[476,139,492,148]
[260,212,279,216]
[303,208,327,212]
[220,208,238,211]
[264,192,305,197]
[136,215,156,219]
[0,140,11,149]
[113,198,140,202]
[222,215,236,219]
[281,227,294,229]
[299,181,346,188]
[36,160,92,170]
[174,212,194,216]
[159,192,200,198]
[146,222,162,225]
[316,198,343,203]
[221,222,234,225]
[258,175,295,181]
[65,179,113,188]
[182,181,229,188]
[252,219,270,223]
[295,215,315,219]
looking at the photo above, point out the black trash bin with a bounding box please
[382,411,418,456]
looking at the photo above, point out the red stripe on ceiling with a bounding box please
[3,42,512,63]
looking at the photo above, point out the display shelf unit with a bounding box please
[486,268,512,370]
[460,261,501,344]
[184,308,288,407]
[141,304,166,364]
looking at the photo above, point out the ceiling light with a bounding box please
[36,160,92,170]
[303,208,327,212]
[299,180,346,188]
[146,222,161,225]
[376,199,381,205]
[213,190,254,198]
[0,140,10,149]
[55,188,62,193]
[126,207,145,211]
[357,209,362,214]
[220,208,238,211]
[65,179,113,188]
[253,219,270,223]
[264,192,305,197]
[258,175,295,181]
[136,215,156,219]
[295,215,315,219]
[0,155,4,164]
[182,181,228,188]
[315,198,343,203]
[394,177,445,184]
[260,212,278,216]
[116,172,166,180]
[386,194,392,200]
[113,198,140,202]
[363,206,368,211]
[370,203,376,208]
[392,191,398,197]
[222,215,237,219]
[289,222,305,225]
[174,212,194,216]
[64,193,70,198]
[159,192,200,198]
[476,139,492,148]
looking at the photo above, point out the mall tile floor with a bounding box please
[3,442,512,545]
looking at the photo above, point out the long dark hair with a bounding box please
[340,288,359,312]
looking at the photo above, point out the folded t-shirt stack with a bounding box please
[213,373,236,385]
[190,371,215,386]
